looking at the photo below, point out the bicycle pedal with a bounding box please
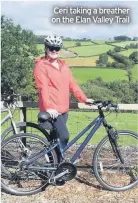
[48,169,68,184]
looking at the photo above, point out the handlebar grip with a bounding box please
[111,103,118,108]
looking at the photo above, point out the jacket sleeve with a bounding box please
[68,68,87,102]
[33,62,51,111]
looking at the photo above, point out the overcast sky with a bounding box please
[1,1,138,39]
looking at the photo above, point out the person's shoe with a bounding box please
[55,179,65,186]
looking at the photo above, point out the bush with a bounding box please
[75,79,138,104]
[106,62,112,67]
[114,47,121,52]
[75,42,81,46]
[129,51,138,63]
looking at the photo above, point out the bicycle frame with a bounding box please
[1,107,18,134]
[25,115,104,167]
[63,116,104,163]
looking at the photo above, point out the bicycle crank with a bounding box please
[50,162,77,183]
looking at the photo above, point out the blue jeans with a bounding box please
[40,113,69,150]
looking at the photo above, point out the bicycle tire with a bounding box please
[1,122,50,141]
[1,122,51,176]
[1,122,61,176]
[93,130,138,191]
[1,133,58,196]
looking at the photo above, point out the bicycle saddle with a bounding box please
[38,112,51,122]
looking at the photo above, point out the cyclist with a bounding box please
[33,35,94,151]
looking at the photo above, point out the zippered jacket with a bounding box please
[33,57,87,113]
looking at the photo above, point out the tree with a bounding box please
[129,51,138,63]
[77,79,137,104]
[1,15,39,95]
[133,37,138,41]
[114,35,131,41]
[114,47,121,52]
[125,45,129,50]
[106,62,112,67]
[75,42,81,46]
[98,54,108,65]
[127,70,132,82]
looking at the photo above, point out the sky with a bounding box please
[1,1,138,39]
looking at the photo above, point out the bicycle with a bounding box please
[1,88,51,141]
[1,101,138,196]
[1,89,53,176]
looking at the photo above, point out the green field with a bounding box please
[71,67,128,84]
[68,45,114,56]
[63,40,94,48]
[108,56,115,62]
[37,44,44,50]
[91,40,106,44]
[2,110,137,145]
[26,110,138,144]
[112,41,138,48]
[119,49,137,57]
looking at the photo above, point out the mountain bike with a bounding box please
[1,89,52,176]
[1,89,50,142]
[1,101,138,196]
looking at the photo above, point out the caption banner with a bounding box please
[51,6,131,24]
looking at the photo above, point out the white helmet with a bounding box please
[44,35,63,48]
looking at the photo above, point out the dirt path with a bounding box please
[1,172,138,203]
[1,147,138,203]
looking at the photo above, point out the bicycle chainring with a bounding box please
[56,162,77,181]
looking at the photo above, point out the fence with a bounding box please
[1,101,138,145]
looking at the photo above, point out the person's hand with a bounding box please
[85,98,95,105]
[47,109,59,119]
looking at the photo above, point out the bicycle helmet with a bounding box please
[44,35,63,48]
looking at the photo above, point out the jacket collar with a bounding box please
[35,56,66,68]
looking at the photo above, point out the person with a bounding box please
[33,35,94,151]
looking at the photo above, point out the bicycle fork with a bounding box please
[104,122,124,164]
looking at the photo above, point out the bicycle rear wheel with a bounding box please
[1,133,58,196]
[1,122,50,141]
[1,122,51,177]
[93,130,138,191]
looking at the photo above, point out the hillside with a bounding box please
[37,39,138,84]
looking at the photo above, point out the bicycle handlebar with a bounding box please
[2,93,19,104]
[85,100,119,111]
[2,87,19,106]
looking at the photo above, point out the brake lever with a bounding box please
[115,105,119,113]
[106,104,111,111]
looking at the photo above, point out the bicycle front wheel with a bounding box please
[93,130,138,191]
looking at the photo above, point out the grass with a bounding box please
[91,40,106,44]
[112,41,138,48]
[63,41,93,48]
[108,56,115,62]
[119,49,137,57]
[63,56,99,66]
[68,45,114,56]
[26,110,138,144]
[71,67,128,84]
[63,56,114,66]
[2,109,137,145]
[37,44,44,50]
